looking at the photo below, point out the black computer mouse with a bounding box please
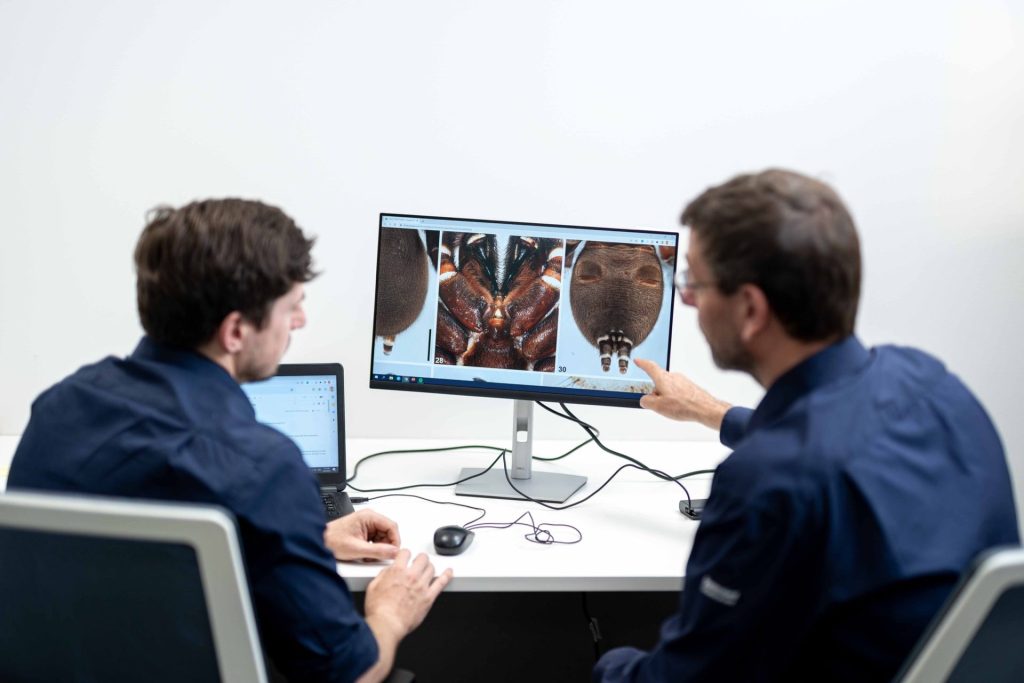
[433,525,474,556]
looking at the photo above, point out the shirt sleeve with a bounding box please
[594,459,824,683]
[719,406,754,449]
[234,441,378,683]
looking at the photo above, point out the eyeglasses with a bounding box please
[673,269,716,294]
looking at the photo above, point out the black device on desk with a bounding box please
[242,363,354,519]
[679,498,707,520]
[433,525,475,556]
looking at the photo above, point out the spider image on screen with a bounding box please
[433,232,563,371]
[566,241,675,374]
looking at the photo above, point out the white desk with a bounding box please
[0,433,728,683]
[337,438,727,592]
[0,435,729,592]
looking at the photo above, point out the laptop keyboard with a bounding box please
[321,491,354,520]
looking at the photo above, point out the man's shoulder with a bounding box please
[867,344,988,419]
[871,344,949,383]
[26,351,307,490]
[36,354,122,395]
[27,354,147,429]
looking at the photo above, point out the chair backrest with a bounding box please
[0,491,268,683]
[895,546,1024,683]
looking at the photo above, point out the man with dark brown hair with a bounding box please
[9,199,451,683]
[594,170,1018,682]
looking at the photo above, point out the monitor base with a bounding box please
[454,468,587,503]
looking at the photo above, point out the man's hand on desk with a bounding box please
[324,509,401,562]
[357,550,453,683]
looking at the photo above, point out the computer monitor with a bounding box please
[369,213,679,502]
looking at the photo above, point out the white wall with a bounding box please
[1,1,1022,516]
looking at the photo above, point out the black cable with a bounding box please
[495,449,703,512]
[347,451,505,494]
[348,444,505,484]
[346,439,594,492]
[531,436,595,462]
[363,493,582,546]
[346,406,715,507]
[536,401,718,508]
[465,510,582,546]
[364,493,488,527]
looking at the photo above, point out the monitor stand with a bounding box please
[454,400,587,503]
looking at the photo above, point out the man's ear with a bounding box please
[214,311,247,355]
[736,284,772,344]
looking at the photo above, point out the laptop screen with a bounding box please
[240,365,344,484]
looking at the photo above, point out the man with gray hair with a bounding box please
[595,170,1018,682]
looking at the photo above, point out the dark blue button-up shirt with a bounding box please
[8,338,377,683]
[595,336,1019,682]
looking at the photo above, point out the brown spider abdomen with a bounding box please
[374,228,429,338]
[570,243,664,368]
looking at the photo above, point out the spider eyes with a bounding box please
[636,265,663,287]
[576,262,604,282]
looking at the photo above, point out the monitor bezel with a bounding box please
[265,363,346,490]
[369,213,679,408]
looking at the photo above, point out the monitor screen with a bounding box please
[370,213,678,407]
[241,373,341,473]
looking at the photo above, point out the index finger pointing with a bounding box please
[633,358,665,382]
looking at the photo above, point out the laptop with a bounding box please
[241,363,354,520]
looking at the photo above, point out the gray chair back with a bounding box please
[896,546,1024,683]
[0,491,268,683]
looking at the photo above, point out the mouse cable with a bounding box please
[347,438,595,484]
[361,494,582,546]
[466,510,582,546]
[363,493,488,527]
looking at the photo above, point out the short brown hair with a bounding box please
[134,198,316,349]
[682,169,861,341]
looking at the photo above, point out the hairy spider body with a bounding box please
[374,228,429,353]
[434,232,562,370]
[568,241,669,373]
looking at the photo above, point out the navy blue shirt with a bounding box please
[8,338,377,683]
[595,337,1019,683]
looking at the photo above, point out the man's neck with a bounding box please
[195,341,239,381]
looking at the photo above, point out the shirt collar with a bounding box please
[747,335,871,433]
[130,336,243,397]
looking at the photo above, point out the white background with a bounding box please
[1,1,1022,525]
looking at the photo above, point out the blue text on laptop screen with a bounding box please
[241,375,339,472]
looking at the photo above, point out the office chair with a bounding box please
[0,491,267,683]
[895,546,1024,683]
